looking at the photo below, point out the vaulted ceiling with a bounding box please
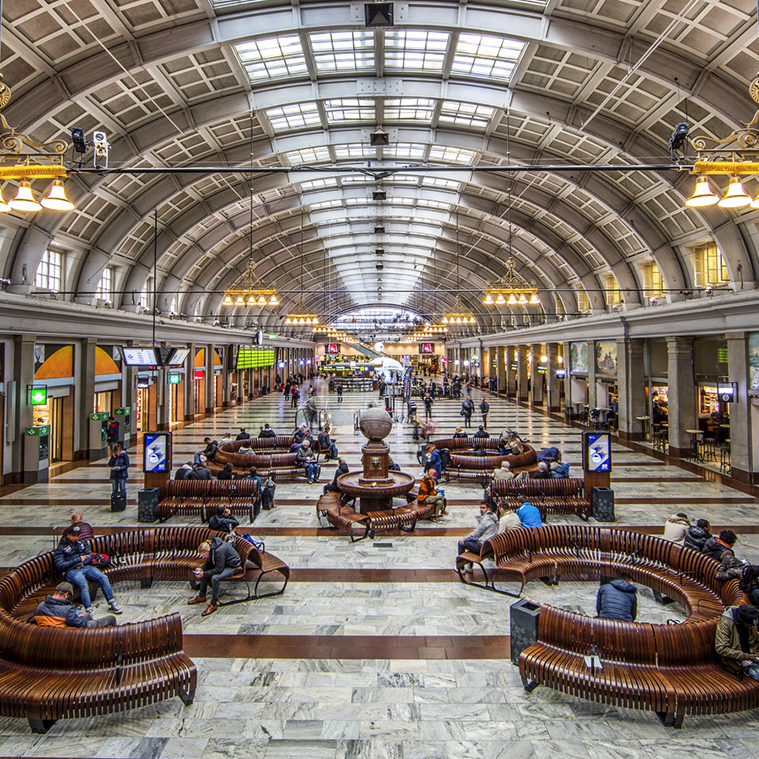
[2,0,758,336]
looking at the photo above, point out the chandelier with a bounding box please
[285,297,327,328]
[0,76,74,212]
[222,260,278,307]
[685,77,759,209]
[484,258,539,304]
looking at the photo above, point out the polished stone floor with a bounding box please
[1,379,758,758]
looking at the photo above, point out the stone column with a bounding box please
[546,342,562,412]
[726,332,750,481]
[517,345,529,402]
[155,343,170,432]
[616,338,646,442]
[587,340,597,409]
[205,345,215,413]
[530,344,544,406]
[78,337,98,459]
[506,347,517,397]
[183,344,195,421]
[666,336,696,458]
[12,335,37,476]
[496,346,505,395]
[562,342,572,408]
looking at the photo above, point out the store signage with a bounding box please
[584,432,612,473]
[717,381,738,403]
[193,369,204,380]
[168,374,181,385]
[29,386,47,406]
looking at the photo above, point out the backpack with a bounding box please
[537,447,560,462]
[440,448,451,468]
[550,462,570,479]
[739,564,759,595]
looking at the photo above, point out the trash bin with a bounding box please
[138,487,161,523]
[510,597,542,665]
[592,487,615,522]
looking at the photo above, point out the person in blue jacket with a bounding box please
[596,574,638,622]
[425,444,444,475]
[515,501,543,528]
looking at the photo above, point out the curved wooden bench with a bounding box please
[0,526,290,732]
[457,525,754,725]
[427,438,538,482]
[158,479,258,523]
[486,478,590,519]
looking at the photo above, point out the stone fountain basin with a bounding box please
[337,472,416,498]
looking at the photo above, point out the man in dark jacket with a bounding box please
[479,399,489,427]
[188,537,242,616]
[236,427,251,441]
[324,458,349,494]
[596,574,637,622]
[33,582,116,628]
[258,424,276,439]
[201,437,218,461]
[473,425,489,440]
[317,428,338,461]
[208,505,239,533]
[461,396,474,428]
[188,460,212,480]
[704,530,737,563]
[54,536,122,616]
[684,518,712,551]
[216,462,234,480]
[715,604,759,680]
[174,462,193,480]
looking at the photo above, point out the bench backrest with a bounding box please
[490,477,583,498]
[653,618,717,667]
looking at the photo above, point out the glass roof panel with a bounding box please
[325,98,375,123]
[384,98,436,122]
[334,145,377,159]
[384,143,427,159]
[264,102,321,131]
[284,146,331,164]
[310,31,375,73]
[451,33,525,81]
[235,36,307,82]
[428,145,476,164]
[439,100,495,128]
[385,30,450,72]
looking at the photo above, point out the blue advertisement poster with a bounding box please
[585,432,611,472]
[144,433,168,473]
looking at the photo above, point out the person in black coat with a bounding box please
[480,399,489,427]
[202,437,218,460]
[258,424,276,439]
[208,505,239,533]
[108,443,129,497]
[596,574,637,622]
[324,458,349,494]
[461,396,474,428]
[236,427,251,441]
[684,519,712,551]
[216,462,234,480]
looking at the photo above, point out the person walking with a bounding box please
[290,384,300,408]
[461,396,474,428]
[337,382,343,403]
[479,399,489,428]
[423,392,433,420]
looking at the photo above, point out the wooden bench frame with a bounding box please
[454,525,754,726]
[424,438,538,483]
[486,478,590,520]
[0,526,290,732]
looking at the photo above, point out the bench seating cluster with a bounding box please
[158,479,259,522]
[486,478,590,520]
[209,438,315,481]
[455,525,754,726]
[0,526,289,733]
[427,437,537,482]
[317,490,433,541]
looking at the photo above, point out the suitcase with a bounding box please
[111,492,127,512]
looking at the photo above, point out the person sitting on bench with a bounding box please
[596,573,637,622]
[33,582,117,628]
[296,441,320,483]
[208,505,239,533]
[493,461,513,481]
[419,468,446,522]
[458,501,498,557]
[324,458,349,494]
[716,604,759,682]
[68,512,94,541]
[515,502,542,528]
[317,427,338,461]
[188,538,242,617]
[258,424,276,439]
[216,462,234,480]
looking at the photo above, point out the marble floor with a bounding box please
[1,381,758,758]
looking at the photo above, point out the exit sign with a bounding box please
[29,386,47,405]
[168,374,180,385]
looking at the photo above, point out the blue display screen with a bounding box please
[144,433,168,473]
[586,433,611,472]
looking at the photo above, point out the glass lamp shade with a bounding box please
[529,293,539,304]
[9,180,41,212]
[246,295,257,305]
[495,293,506,304]
[507,294,517,305]
[268,295,279,305]
[518,294,528,304]
[222,294,233,306]
[40,180,75,211]
[257,296,267,305]
[483,294,494,304]
[685,176,720,207]
[718,177,751,208]
[235,296,245,306]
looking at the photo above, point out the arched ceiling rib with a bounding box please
[2,0,758,333]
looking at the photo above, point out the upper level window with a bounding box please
[694,243,729,287]
[96,267,113,300]
[605,275,622,305]
[577,290,590,312]
[642,262,664,296]
[35,249,62,291]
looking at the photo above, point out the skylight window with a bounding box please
[324,98,375,123]
[264,102,321,131]
[452,33,524,81]
[310,31,375,72]
[439,101,495,128]
[426,177,461,190]
[385,30,449,71]
[384,143,426,160]
[334,145,376,159]
[299,178,338,191]
[384,98,435,122]
[429,145,476,164]
[284,146,331,165]
[235,36,308,82]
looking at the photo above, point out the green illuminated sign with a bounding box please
[269,334,277,339]
[29,386,47,406]
[168,373,181,385]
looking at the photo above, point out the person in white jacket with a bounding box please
[662,513,690,544]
